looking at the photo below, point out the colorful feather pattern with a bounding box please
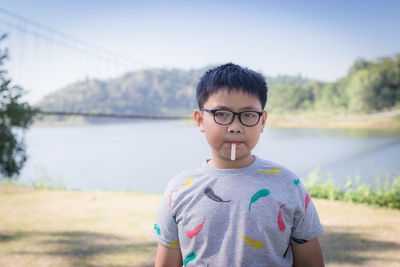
[248,189,270,211]
[277,204,286,231]
[186,217,206,239]
[305,193,310,211]
[168,178,195,205]
[257,168,281,174]
[183,178,194,190]
[175,178,195,195]
[169,240,180,248]
[183,252,197,266]
[283,244,290,258]
[241,234,266,249]
[204,186,231,202]
[153,224,161,235]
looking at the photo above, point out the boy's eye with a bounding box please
[243,112,256,118]
[215,111,231,117]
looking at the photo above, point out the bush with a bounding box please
[305,169,400,209]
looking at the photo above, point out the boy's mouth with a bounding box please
[228,141,242,161]
[227,141,243,146]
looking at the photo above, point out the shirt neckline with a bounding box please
[201,155,262,174]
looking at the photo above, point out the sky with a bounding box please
[0,0,399,103]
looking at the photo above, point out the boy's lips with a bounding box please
[227,141,243,145]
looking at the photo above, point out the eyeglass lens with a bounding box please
[214,110,260,126]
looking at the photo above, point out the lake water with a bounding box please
[16,121,400,194]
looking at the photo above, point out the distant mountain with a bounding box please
[34,53,400,124]
[35,66,308,124]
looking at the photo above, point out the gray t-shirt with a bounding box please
[153,155,323,266]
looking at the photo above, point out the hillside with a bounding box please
[35,54,400,125]
[35,67,308,124]
[36,67,205,123]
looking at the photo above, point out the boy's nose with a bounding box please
[228,115,243,133]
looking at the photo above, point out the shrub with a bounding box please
[305,169,400,209]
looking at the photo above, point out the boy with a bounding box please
[153,63,324,266]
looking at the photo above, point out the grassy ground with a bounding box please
[0,185,399,267]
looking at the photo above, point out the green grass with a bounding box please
[306,169,400,209]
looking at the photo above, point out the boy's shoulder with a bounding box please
[254,156,302,185]
[256,156,298,176]
[163,162,205,191]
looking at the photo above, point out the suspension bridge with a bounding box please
[0,7,190,120]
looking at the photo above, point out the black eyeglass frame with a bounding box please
[200,108,264,127]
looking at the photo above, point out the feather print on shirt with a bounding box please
[182,177,194,190]
[257,168,281,174]
[183,252,197,266]
[241,233,266,249]
[277,204,286,231]
[175,178,195,196]
[186,217,206,239]
[305,193,311,211]
[168,240,179,248]
[204,186,231,202]
[283,244,290,258]
[248,189,270,212]
[168,178,195,206]
[153,224,161,235]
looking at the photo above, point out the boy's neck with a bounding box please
[208,154,255,169]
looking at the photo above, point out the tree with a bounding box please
[348,58,370,74]
[0,33,37,178]
[343,54,400,113]
[268,82,315,113]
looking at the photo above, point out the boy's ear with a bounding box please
[260,111,268,132]
[193,109,205,132]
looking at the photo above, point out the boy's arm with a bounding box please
[155,244,183,267]
[291,237,324,267]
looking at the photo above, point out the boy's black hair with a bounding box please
[196,63,268,109]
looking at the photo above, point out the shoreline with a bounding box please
[266,113,400,129]
[32,114,400,129]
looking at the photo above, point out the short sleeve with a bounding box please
[290,182,323,244]
[153,181,180,248]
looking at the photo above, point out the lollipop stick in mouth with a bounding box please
[231,143,237,161]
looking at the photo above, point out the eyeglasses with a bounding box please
[200,108,264,127]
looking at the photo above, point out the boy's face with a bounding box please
[193,88,267,169]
